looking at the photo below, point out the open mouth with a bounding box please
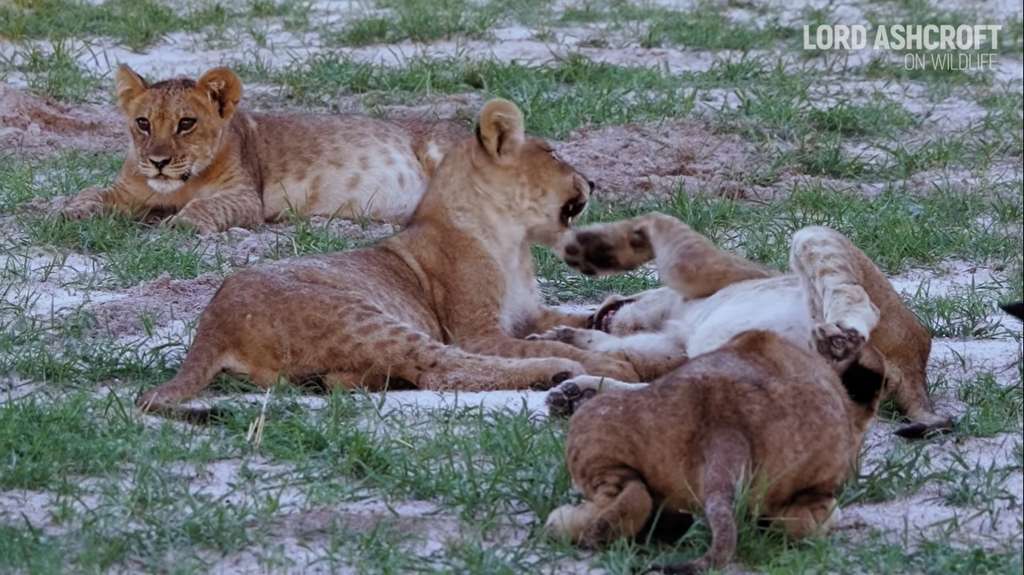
[560,195,586,226]
[587,297,635,332]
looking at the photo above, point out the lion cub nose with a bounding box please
[149,157,171,170]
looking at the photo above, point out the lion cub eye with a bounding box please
[177,118,197,133]
[135,117,150,133]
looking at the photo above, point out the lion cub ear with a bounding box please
[115,64,148,111]
[196,67,243,120]
[476,98,524,164]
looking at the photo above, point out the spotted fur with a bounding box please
[136,99,639,416]
[61,65,463,232]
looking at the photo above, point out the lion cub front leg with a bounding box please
[169,186,262,233]
[529,327,686,382]
[62,183,139,220]
[461,332,640,383]
[546,375,646,417]
[530,305,593,332]
[559,213,772,299]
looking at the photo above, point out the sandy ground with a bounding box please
[1,0,1022,571]
[2,237,1020,558]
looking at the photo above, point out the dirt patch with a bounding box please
[209,498,467,573]
[841,433,1022,549]
[555,120,771,203]
[194,218,400,268]
[88,273,222,341]
[0,85,122,155]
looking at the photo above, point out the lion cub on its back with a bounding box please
[62,65,460,232]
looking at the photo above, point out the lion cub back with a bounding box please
[254,114,459,223]
[566,331,861,509]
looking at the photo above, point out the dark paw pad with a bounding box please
[545,382,597,417]
[814,323,865,364]
[563,231,618,272]
[530,371,575,392]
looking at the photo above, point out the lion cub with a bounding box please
[546,330,884,573]
[534,213,950,438]
[62,65,460,232]
[137,99,639,414]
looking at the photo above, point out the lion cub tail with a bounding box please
[135,332,228,423]
[1001,301,1024,321]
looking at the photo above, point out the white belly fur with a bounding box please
[681,275,814,357]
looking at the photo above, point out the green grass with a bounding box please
[935,452,1018,509]
[21,215,218,285]
[0,40,103,102]
[239,54,695,139]
[909,281,1008,338]
[0,151,121,212]
[0,305,184,386]
[0,380,1020,572]
[536,183,1023,303]
[560,1,795,51]
[1,3,1022,571]
[641,7,793,51]
[0,0,185,52]
[332,0,500,45]
[0,391,220,490]
[840,442,933,505]
[955,372,1023,437]
[808,97,917,137]
[0,0,313,51]
[331,0,556,45]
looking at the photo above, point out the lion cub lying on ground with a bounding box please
[62,65,460,232]
[546,329,885,573]
[137,99,639,414]
[533,213,950,438]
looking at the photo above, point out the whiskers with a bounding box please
[137,158,193,184]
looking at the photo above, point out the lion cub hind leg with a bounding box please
[789,226,879,370]
[789,226,949,436]
[766,493,839,540]
[545,473,653,547]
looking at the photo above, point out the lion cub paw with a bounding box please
[61,192,105,220]
[168,211,220,234]
[546,376,604,417]
[813,322,866,366]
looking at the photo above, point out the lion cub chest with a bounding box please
[499,254,543,337]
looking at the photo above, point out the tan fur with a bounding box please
[136,99,639,413]
[61,65,462,232]
[534,213,950,437]
[546,330,885,573]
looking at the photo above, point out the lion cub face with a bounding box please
[470,99,593,247]
[115,65,242,194]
